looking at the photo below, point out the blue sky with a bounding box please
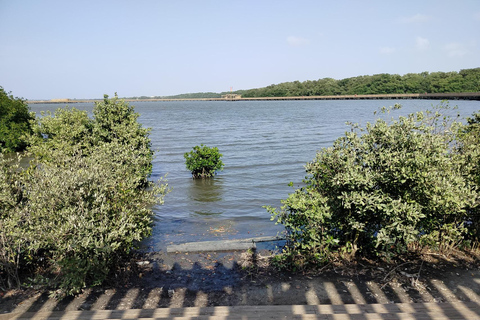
[1,0,479,99]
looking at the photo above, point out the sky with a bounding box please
[1,0,479,100]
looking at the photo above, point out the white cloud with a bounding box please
[444,42,470,57]
[380,47,396,54]
[286,36,310,47]
[399,13,432,23]
[415,36,430,51]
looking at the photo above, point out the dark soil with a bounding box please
[1,248,480,315]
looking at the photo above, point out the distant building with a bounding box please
[221,94,241,100]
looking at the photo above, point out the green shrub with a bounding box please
[267,104,479,268]
[460,111,480,240]
[0,87,34,152]
[0,154,24,289]
[92,94,154,183]
[184,144,224,178]
[465,111,480,186]
[28,94,153,187]
[27,106,93,160]
[0,94,168,295]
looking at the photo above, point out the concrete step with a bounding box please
[166,236,285,253]
[1,301,479,320]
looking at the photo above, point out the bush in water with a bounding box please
[184,144,224,178]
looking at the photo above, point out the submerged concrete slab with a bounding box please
[166,236,285,253]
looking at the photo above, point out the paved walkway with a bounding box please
[1,301,480,320]
[2,250,480,319]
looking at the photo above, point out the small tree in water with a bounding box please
[184,144,224,178]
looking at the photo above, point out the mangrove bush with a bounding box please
[0,87,34,152]
[267,104,480,269]
[0,94,168,295]
[184,144,224,178]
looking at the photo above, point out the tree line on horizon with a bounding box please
[237,67,480,98]
[131,67,480,100]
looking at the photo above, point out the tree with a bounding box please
[0,87,34,152]
[184,144,224,178]
[402,73,424,93]
[459,68,480,92]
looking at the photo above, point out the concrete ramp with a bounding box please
[166,236,285,253]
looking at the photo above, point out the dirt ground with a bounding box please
[1,248,480,315]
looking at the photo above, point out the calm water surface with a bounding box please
[29,99,480,251]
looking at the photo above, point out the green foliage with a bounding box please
[27,107,93,159]
[0,94,168,295]
[184,144,224,179]
[92,94,154,186]
[464,111,480,186]
[460,111,480,240]
[239,68,480,98]
[267,104,480,268]
[0,87,34,152]
[28,94,153,187]
[0,154,24,289]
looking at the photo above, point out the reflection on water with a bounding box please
[193,210,224,216]
[188,177,224,202]
[188,177,224,215]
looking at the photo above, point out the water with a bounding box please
[29,99,480,251]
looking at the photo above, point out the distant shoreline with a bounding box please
[27,92,480,104]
